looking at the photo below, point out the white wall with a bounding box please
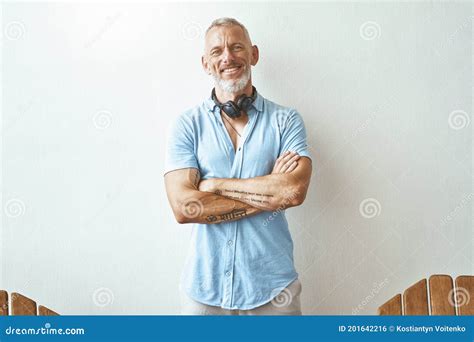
[1,2,472,315]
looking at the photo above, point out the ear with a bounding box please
[250,45,259,66]
[201,55,211,75]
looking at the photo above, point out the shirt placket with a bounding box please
[220,110,259,308]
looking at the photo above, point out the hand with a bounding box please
[272,151,300,174]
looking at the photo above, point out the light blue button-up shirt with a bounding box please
[164,90,312,310]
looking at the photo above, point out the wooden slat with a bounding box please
[403,279,429,315]
[11,293,37,316]
[377,294,402,315]
[429,275,455,315]
[38,305,59,316]
[0,290,8,316]
[455,276,474,315]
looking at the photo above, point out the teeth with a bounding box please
[223,66,240,72]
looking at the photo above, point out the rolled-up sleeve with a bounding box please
[164,114,199,176]
[279,110,312,161]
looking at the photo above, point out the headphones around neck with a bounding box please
[211,86,257,119]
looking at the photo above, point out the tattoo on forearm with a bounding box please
[223,189,273,197]
[223,194,270,204]
[215,189,273,205]
[206,215,217,222]
[206,208,247,222]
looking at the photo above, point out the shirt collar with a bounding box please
[205,89,264,114]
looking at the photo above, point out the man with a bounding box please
[164,17,312,315]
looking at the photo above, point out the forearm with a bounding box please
[205,174,300,211]
[175,189,263,224]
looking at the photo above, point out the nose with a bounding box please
[221,46,235,64]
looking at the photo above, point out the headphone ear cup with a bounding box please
[223,102,241,118]
[235,94,245,108]
[238,96,253,111]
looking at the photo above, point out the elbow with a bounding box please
[290,194,305,207]
[267,187,306,211]
[277,175,309,209]
[175,213,188,224]
[171,205,191,224]
[172,198,204,224]
[173,206,196,224]
[287,185,307,208]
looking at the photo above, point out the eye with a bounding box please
[232,45,243,51]
[210,49,221,57]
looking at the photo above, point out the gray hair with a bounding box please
[205,17,252,43]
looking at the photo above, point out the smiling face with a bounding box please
[202,24,259,94]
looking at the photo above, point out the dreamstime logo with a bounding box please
[6,99,35,131]
[351,94,397,140]
[448,110,470,130]
[435,15,474,56]
[181,21,203,41]
[449,287,470,308]
[359,21,381,41]
[351,112,376,140]
[4,21,26,40]
[93,110,113,130]
[92,287,114,307]
[4,199,26,218]
[270,287,293,308]
[181,199,204,219]
[439,192,473,227]
[262,190,299,227]
[84,12,121,48]
[352,278,389,314]
[359,198,381,219]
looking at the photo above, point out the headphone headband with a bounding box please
[211,86,257,119]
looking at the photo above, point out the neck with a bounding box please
[214,81,253,103]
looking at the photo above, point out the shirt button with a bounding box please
[238,147,241,151]
[227,240,233,246]
[225,271,231,277]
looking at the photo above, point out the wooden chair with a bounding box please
[378,274,473,315]
[0,290,59,316]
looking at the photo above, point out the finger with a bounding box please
[277,151,290,162]
[277,153,299,173]
[283,154,300,167]
[272,157,283,172]
[285,161,298,173]
[273,151,291,172]
[281,155,300,172]
[280,151,298,165]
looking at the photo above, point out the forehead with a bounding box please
[204,25,249,50]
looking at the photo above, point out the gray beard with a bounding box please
[212,66,251,94]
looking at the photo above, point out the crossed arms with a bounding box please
[164,151,312,224]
